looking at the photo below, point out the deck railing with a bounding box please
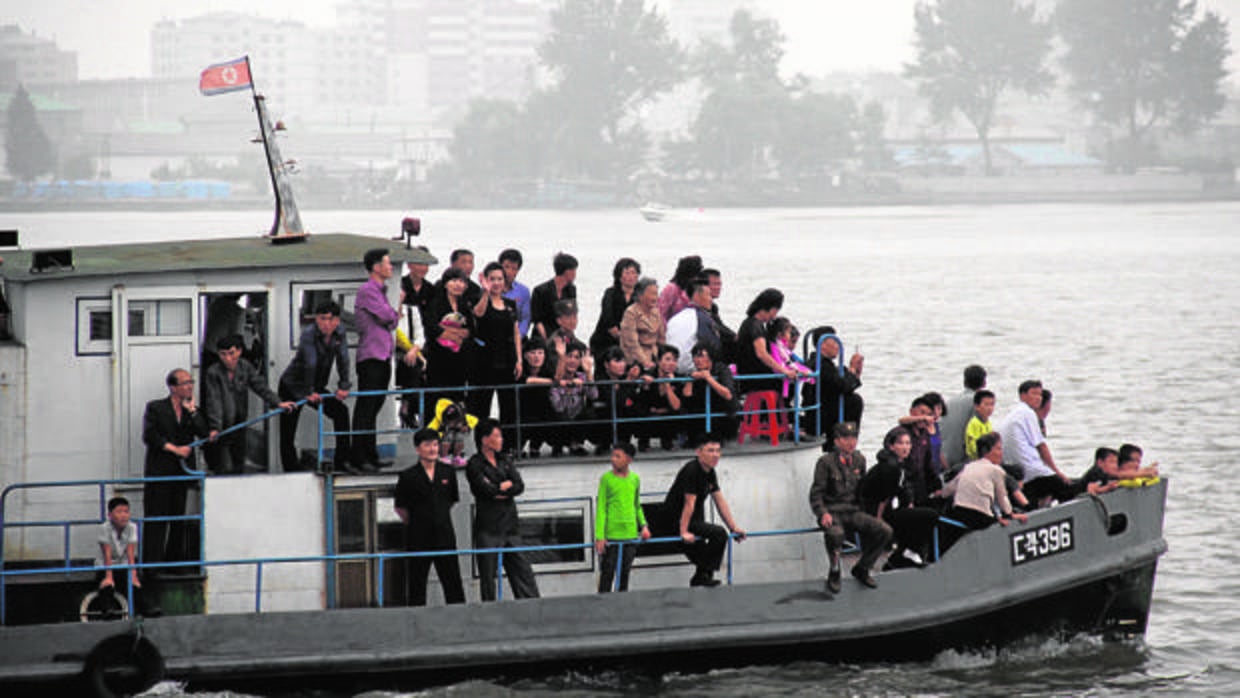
[0,334,853,623]
[0,524,849,621]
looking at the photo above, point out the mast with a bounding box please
[248,57,307,241]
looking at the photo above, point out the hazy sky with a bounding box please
[10,1,918,80]
[9,0,1237,82]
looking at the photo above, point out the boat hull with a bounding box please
[0,483,1166,695]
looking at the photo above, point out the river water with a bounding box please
[7,202,1239,696]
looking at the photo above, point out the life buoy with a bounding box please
[80,589,129,623]
[82,633,164,698]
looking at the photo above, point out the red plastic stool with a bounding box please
[737,390,787,446]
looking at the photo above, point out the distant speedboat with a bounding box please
[639,202,670,222]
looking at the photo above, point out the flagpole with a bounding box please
[248,55,284,238]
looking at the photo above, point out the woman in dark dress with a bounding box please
[423,267,476,420]
[735,288,796,396]
[469,262,522,444]
[680,342,737,442]
[859,427,940,569]
[588,257,641,376]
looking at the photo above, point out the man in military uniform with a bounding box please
[809,422,892,591]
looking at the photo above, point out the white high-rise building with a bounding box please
[336,0,551,121]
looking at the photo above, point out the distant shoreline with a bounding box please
[1,187,1236,213]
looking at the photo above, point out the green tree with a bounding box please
[1056,0,1231,172]
[772,91,859,180]
[905,0,1053,175]
[449,99,533,190]
[857,101,893,171]
[5,84,55,182]
[538,0,684,182]
[678,10,791,181]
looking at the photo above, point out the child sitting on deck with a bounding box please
[428,399,477,467]
[768,317,814,401]
[517,336,555,457]
[636,344,683,451]
[963,390,996,462]
[549,340,598,457]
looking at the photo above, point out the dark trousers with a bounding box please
[597,542,638,593]
[204,428,248,474]
[939,505,996,554]
[406,546,465,607]
[354,359,391,465]
[476,531,540,601]
[93,570,154,617]
[883,506,940,559]
[683,520,728,575]
[1023,475,1080,506]
[279,397,351,471]
[142,479,190,570]
[467,366,518,445]
[822,509,893,574]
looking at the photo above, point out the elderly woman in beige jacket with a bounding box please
[619,277,665,372]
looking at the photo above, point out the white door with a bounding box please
[112,287,199,477]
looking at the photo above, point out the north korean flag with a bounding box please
[199,57,252,96]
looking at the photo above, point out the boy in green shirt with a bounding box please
[964,390,996,461]
[595,442,651,592]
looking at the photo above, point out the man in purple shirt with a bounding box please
[499,248,532,337]
[353,248,401,471]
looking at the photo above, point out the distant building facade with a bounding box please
[0,24,77,90]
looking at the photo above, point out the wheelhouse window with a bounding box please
[78,297,194,354]
[289,282,359,349]
[473,498,591,576]
[127,299,192,337]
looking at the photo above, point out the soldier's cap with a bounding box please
[554,298,578,317]
[833,422,859,439]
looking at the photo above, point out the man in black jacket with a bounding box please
[658,435,746,587]
[802,326,864,438]
[394,428,466,606]
[465,418,540,601]
[277,301,354,473]
[202,334,293,474]
[142,368,210,572]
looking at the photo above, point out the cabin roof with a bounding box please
[0,233,437,283]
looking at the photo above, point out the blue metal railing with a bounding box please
[0,525,838,619]
[1,360,844,622]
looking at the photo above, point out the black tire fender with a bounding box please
[81,632,164,698]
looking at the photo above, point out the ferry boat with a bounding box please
[0,78,1167,696]
[0,229,1167,697]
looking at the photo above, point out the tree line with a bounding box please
[4,0,1231,191]
[436,0,1231,200]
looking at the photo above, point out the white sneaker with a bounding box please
[902,549,925,566]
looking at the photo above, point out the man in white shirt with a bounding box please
[666,278,719,374]
[996,380,1075,507]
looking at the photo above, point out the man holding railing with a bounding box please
[657,435,746,588]
[202,334,293,474]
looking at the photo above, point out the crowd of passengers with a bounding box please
[256,242,864,473]
[808,364,1161,591]
[132,242,1161,603]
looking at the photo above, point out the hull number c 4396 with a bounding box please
[1010,518,1073,566]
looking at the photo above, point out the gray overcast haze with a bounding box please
[10,1,1238,82]
[12,1,919,79]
